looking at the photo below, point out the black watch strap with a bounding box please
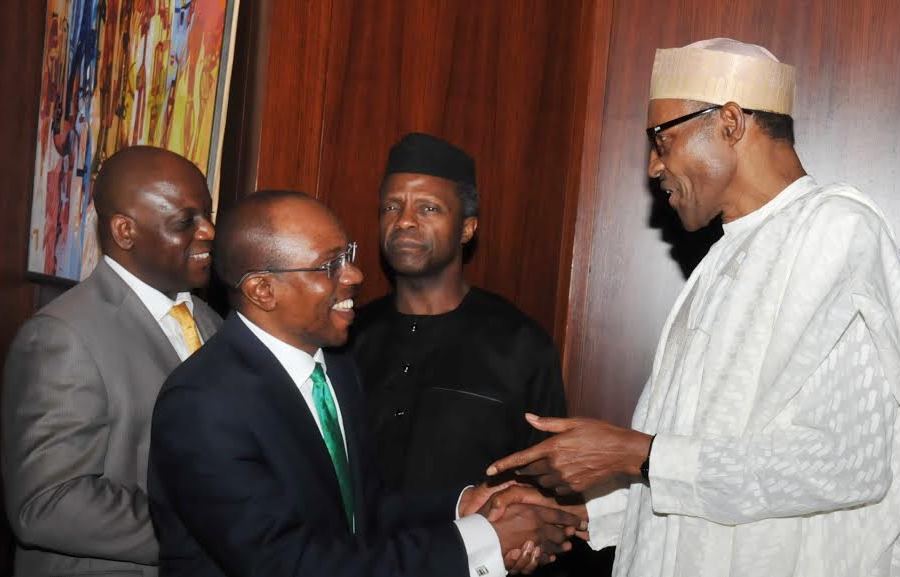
[640,435,656,483]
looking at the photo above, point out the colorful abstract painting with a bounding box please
[28,0,239,282]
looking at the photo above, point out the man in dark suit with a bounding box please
[149,190,583,577]
[2,146,221,577]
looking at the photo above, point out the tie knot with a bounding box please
[169,302,202,354]
[169,302,193,322]
[310,362,328,387]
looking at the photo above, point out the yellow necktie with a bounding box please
[169,302,202,354]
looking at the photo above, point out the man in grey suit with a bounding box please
[2,146,222,577]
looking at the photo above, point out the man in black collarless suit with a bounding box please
[148,190,583,577]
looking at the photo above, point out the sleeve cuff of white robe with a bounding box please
[455,486,506,577]
[585,486,629,550]
[647,433,702,515]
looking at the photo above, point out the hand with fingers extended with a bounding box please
[485,413,653,495]
[484,503,581,574]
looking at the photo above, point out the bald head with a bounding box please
[216,190,363,354]
[94,146,207,247]
[93,146,214,296]
[215,190,330,295]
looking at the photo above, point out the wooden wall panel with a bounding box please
[566,0,900,424]
[558,3,614,411]
[257,0,612,350]
[255,0,334,192]
[0,4,42,363]
[0,3,46,572]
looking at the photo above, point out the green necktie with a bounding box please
[310,363,355,532]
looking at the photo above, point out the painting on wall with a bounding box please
[27,0,239,282]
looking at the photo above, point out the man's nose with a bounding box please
[396,205,418,229]
[196,216,215,240]
[338,261,364,285]
[647,149,665,180]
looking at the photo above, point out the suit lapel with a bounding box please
[194,303,221,341]
[222,315,348,521]
[323,351,367,532]
[94,260,182,374]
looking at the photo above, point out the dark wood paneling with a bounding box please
[256,0,334,193]
[218,0,270,212]
[0,3,47,572]
[0,4,43,355]
[257,0,608,352]
[566,0,900,424]
[558,1,614,413]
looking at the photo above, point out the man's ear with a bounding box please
[241,275,277,312]
[719,101,746,145]
[461,216,478,245]
[110,214,136,250]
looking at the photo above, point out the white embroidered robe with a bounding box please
[587,176,900,577]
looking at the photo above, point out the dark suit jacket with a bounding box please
[148,313,469,577]
[2,259,221,577]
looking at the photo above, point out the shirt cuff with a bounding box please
[648,433,702,516]
[454,514,506,577]
[455,485,475,520]
[584,486,628,550]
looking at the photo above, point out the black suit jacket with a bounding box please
[148,313,468,577]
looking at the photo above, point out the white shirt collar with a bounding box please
[104,255,194,321]
[236,311,325,387]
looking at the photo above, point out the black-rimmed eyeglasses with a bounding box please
[235,242,357,288]
[646,105,756,156]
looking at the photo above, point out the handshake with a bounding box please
[456,413,656,574]
[458,481,588,575]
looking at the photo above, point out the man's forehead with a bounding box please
[136,178,210,209]
[274,204,347,252]
[383,172,456,194]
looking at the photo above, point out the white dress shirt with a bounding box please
[236,313,506,577]
[104,255,201,361]
[238,312,349,451]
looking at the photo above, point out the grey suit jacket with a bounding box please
[2,260,221,577]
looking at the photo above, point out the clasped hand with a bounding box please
[459,414,651,573]
[460,482,587,575]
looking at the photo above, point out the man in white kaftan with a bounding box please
[486,39,900,577]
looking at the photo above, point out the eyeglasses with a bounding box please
[646,105,756,156]
[235,242,357,288]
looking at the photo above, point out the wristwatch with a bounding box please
[640,435,656,483]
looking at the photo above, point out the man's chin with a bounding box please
[186,269,212,290]
[385,258,431,277]
[323,329,350,349]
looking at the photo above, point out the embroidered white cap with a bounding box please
[649,38,795,115]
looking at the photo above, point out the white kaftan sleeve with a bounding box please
[650,198,900,525]
[585,377,655,550]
